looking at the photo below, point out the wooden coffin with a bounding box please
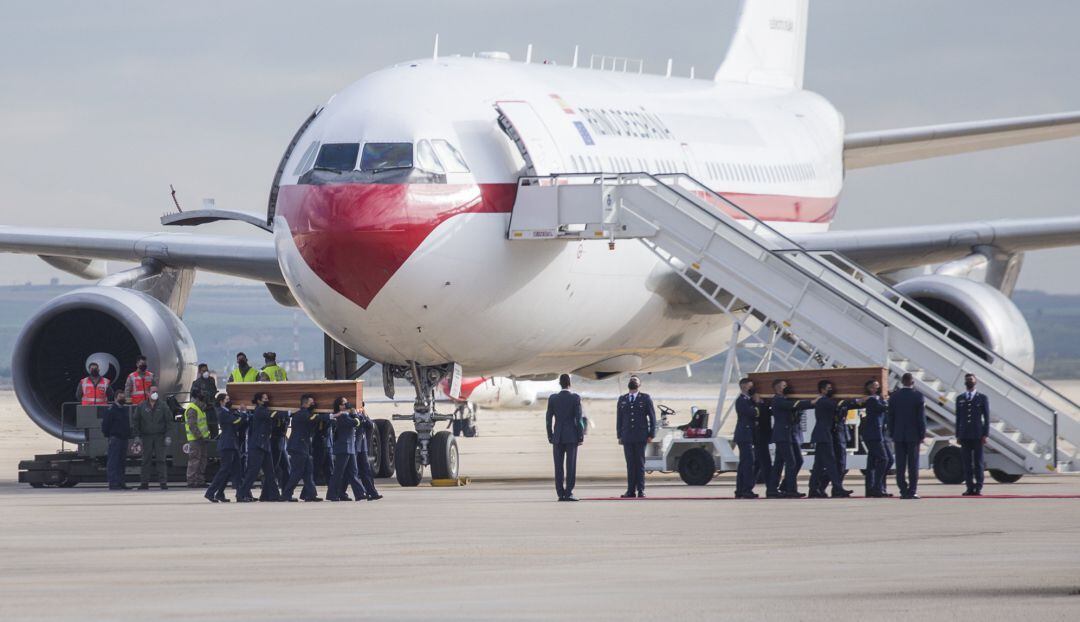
[747,367,888,399]
[226,380,363,412]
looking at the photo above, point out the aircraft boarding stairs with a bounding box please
[507,172,1080,478]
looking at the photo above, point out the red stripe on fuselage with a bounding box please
[277,182,836,309]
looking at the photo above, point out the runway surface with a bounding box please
[2,389,1080,620]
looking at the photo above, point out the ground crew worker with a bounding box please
[238,391,281,502]
[183,396,212,487]
[261,352,288,381]
[616,375,656,499]
[886,372,926,499]
[101,391,132,490]
[229,352,258,383]
[955,373,990,496]
[281,394,326,502]
[132,385,171,490]
[546,373,584,502]
[205,393,245,503]
[768,379,816,498]
[329,397,368,501]
[124,355,154,406]
[355,402,382,501]
[861,379,889,497]
[733,378,760,499]
[808,380,853,498]
[76,361,113,405]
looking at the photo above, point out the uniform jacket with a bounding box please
[733,394,758,444]
[356,413,374,455]
[546,390,584,444]
[287,407,318,455]
[861,395,887,442]
[189,376,217,403]
[770,395,813,443]
[101,404,132,440]
[755,399,773,445]
[812,396,846,444]
[216,407,245,452]
[616,392,656,444]
[955,391,990,440]
[246,405,275,452]
[132,399,172,437]
[887,387,927,443]
[332,413,360,455]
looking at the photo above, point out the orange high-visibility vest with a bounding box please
[126,371,154,405]
[80,376,110,405]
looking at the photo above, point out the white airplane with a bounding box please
[4,0,1080,485]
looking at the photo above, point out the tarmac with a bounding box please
[2,388,1080,620]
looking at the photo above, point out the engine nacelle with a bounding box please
[12,287,198,442]
[894,275,1035,372]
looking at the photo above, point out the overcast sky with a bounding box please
[1,0,1079,292]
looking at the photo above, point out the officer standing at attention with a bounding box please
[955,373,990,496]
[281,394,327,502]
[76,361,113,406]
[616,375,656,498]
[183,395,212,487]
[205,393,245,503]
[886,372,927,499]
[229,352,258,384]
[768,379,816,498]
[860,379,891,497]
[733,378,760,499]
[101,391,132,490]
[132,385,171,490]
[808,380,853,498]
[238,391,281,502]
[546,373,584,502]
[124,355,153,406]
[328,397,368,502]
[355,402,382,501]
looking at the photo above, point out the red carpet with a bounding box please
[583,494,1080,501]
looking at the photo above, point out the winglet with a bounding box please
[714,0,809,89]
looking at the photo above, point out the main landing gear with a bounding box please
[387,363,461,486]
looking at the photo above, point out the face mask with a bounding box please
[964,381,975,390]
[150,392,159,401]
[89,368,99,378]
[825,389,835,398]
[628,381,639,391]
[238,358,247,367]
[782,386,794,396]
[138,362,147,371]
[117,399,126,406]
[747,387,756,396]
[201,372,210,379]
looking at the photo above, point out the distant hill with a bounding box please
[1,284,1079,383]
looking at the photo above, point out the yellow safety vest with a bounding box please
[183,403,210,442]
[230,367,259,383]
[261,364,288,382]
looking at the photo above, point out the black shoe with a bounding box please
[765,492,781,498]
[962,490,975,496]
[637,492,646,499]
[564,495,579,502]
[882,492,895,497]
[284,497,298,502]
[304,497,324,502]
[327,497,342,502]
[902,494,920,499]
[367,494,382,501]
[866,491,884,498]
[831,490,853,498]
[970,491,982,497]
[138,483,149,490]
[791,491,807,498]
[808,492,827,498]
[204,494,218,503]
[159,484,168,490]
[339,495,353,502]
[217,497,230,503]
[237,497,255,503]
[620,492,636,499]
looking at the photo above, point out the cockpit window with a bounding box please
[314,143,359,172]
[360,143,413,171]
[415,140,444,174]
[432,139,470,173]
[293,140,320,175]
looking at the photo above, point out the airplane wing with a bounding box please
[0,226,283,284]
[844,111,1080,169]
[792,215,1080,274]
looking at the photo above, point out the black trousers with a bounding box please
[959,438,985,491]
[771,441,800,494]
[883,440,894,493]
[282,451,318,500]
[106,437,127,488]
[894,441,920,496]
[357,450,378,497]
[241,447,280,500]
[622,442,646,494]
[552,442,578,498]
[207,449,239,500]
[753,438,772,484]
[809,441,844,494]
[331,453,367,500]
[833,438,847,487]
[864,440,888,495]
[735,440,755,495]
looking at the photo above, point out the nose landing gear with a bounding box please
[388,362,461,486]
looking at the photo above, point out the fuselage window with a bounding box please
[432,139,470,173]
[360,142,413,172]
[314,143,359,172]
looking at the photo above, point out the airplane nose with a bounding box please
[276,182,511,309]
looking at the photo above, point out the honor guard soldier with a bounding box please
[753,386,773,489]
[328,397,369,501]
[860,379,890,497]
[281,394,327,502]
[205,393,245,503]
[355,402,382,500]
[768,379,816,498]
[808,380,853,498]
[77,361,113,406]
[886,373,926,499]
[101,391,132,490]
[546,373,584,502]
[124,355,154,406]
[733,378,760,499]
[229,352,258,384]
[238,392,281,502]
[955,373,990,496]
[616,375,656,498]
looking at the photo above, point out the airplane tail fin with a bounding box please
[714,0,809,89]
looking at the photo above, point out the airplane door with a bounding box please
[496,101,565,176]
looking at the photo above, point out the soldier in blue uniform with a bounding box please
[733,378,761,499]
[808,380,854,498]
[753,389,773,490]
[206,392,245,502]
[354,402,382,500]
[281,394,328,502]
[616,375,656,498]
[238,392,281,502]
[546,374,585,501]
[955,373,990,496]
[768,379,816,498]
[860,379,890,497]
[328,397,369,501]
[886,373,926,499]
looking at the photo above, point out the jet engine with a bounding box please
[11,286,198,442]
[894,275,1035,372]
